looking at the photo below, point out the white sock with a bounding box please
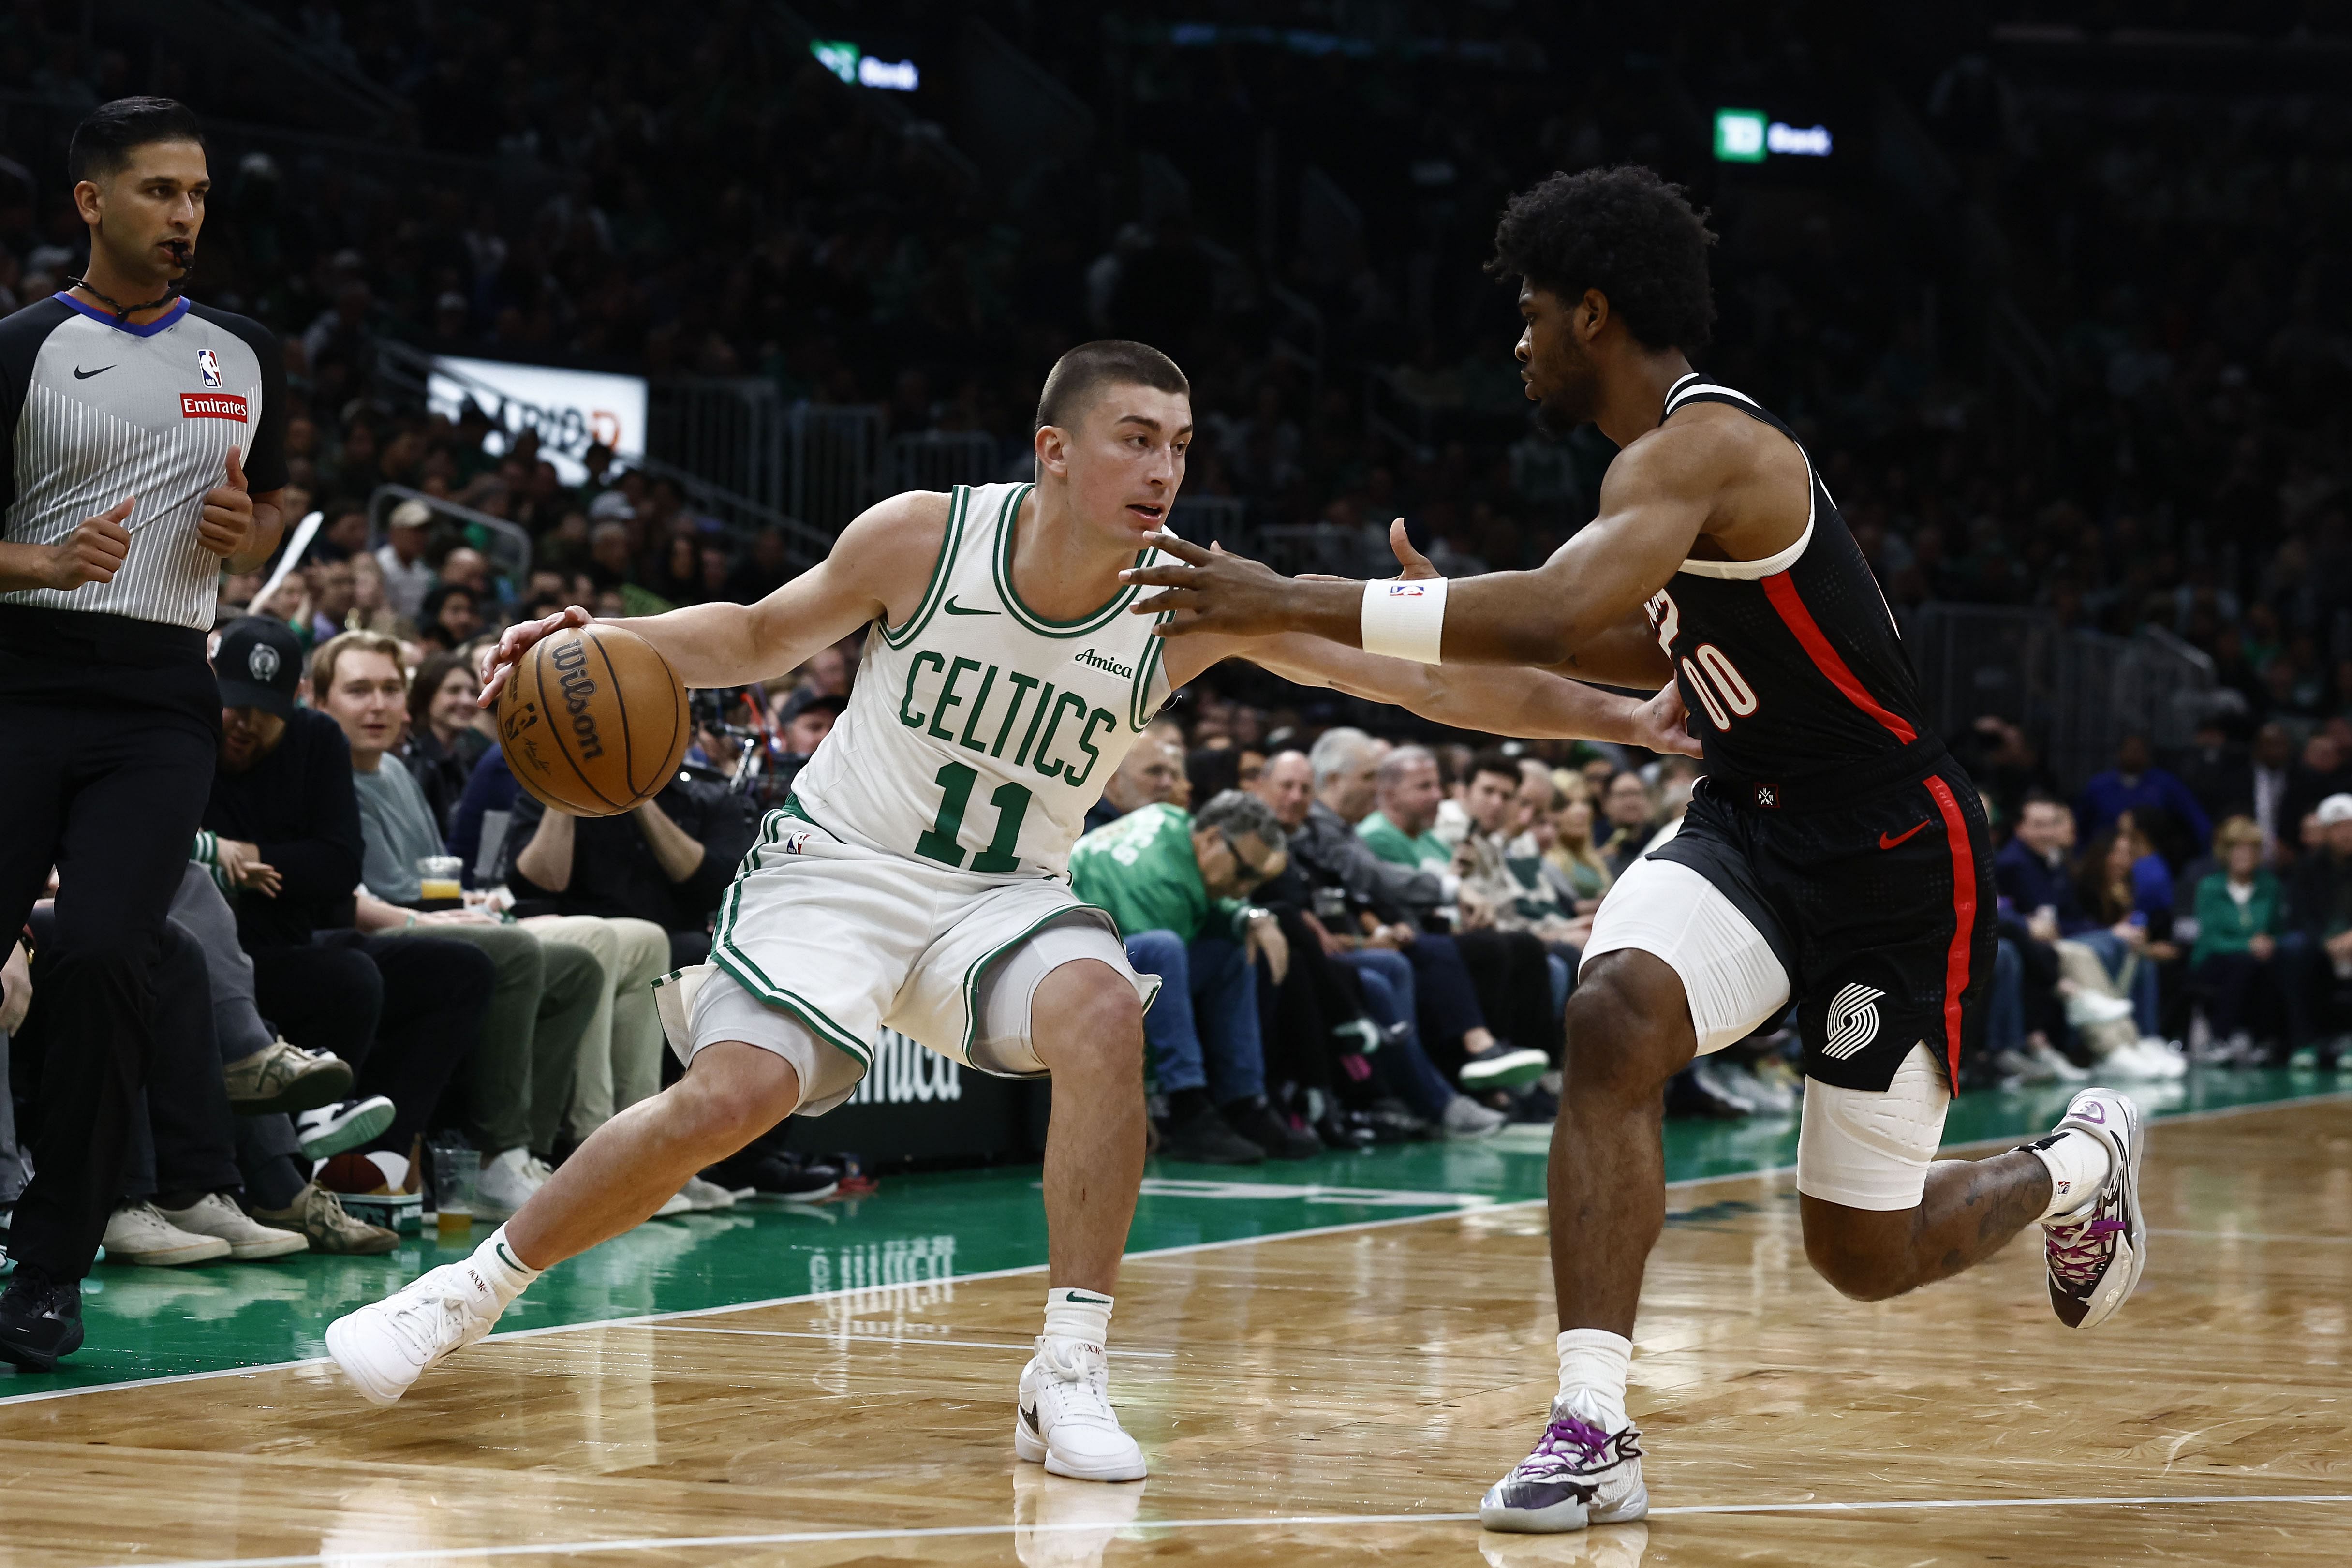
[463,1226,543,1311]
[2023,1129,2113,1220]
[1556,1328,1632,1431]
[1042,1287,1113,1350]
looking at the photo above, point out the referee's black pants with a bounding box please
[0,606,219,1282]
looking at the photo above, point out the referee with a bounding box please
[0,98,286,1369]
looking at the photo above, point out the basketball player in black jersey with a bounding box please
[1126,166,2150,1534]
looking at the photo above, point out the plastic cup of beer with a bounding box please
[418,855,464,911]
[429,1134,479,1238]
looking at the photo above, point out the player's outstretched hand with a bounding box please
[196,446,252,558]
[1121,531,1302,639]
[1632,680,1703,758]
[480,605,593,708]
[44,496,134,590]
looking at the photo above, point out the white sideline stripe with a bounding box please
[8,1085,2342,1408]
[643,1324,1175,1357]
[89,1494,2352,1567]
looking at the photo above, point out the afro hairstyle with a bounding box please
[1487,166,1718,352]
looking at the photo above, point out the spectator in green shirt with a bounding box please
[2191,814,2284,1058]
[1070,791,1316,1164]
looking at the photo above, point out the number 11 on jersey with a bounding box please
[915,761,1033,873]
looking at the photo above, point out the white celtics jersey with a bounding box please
[789,481,1176,880]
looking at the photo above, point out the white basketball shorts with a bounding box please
[1581,852,1950,1211]
[652,805,1157,1117]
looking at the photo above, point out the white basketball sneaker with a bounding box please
[325,1263,505,1405]
[1014,1335,1147,1481]
[1479,1391,1648,1534]
[2040,1086,2147,1330]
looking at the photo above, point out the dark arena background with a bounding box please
[0,3,2349,1564]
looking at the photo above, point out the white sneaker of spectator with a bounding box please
[2109,1037,2188,1080]
[1441,1095,1508,1138]
[475,1149,554,1220]
[295,1096,397,1160]
[679,1176,738,1212]
[102,1202,231,1267]
[155,1193,309,1260]
[2026,1038,2091,1083]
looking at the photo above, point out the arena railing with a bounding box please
[365,485,533,585]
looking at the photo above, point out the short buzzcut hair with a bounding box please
[69,97,206,185]
[1034,340,1189,433]
[310,630,405,700]
[1194,788,1284,848]
[1487,165,1717,351]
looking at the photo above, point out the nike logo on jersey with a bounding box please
[1879,822,1929,850]
[73,364,115,380]
[942,598,998,615]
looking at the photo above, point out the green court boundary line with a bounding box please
[8,1086,2346,1410]
[89,1493,2352,1567]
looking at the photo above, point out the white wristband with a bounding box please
[1361,577,1448,664]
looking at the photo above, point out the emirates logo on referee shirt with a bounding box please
[180,391,248,422]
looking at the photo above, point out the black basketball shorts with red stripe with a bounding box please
[1647,756,1997,1094]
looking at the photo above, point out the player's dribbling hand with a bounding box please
[1631,681,1704,758]
[479,605,593,707]
[43,496,134,590]
[196,447,252,558]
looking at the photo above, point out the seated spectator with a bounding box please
[2074,732,2212,855]
[2062,820,2186,1078]
[2283,732,2352,846]
[1247,748,1504,1140]
[1083,720,1183,832]
[375,500,435,622]
[1597,770,1658,881]
[2282,793,2352,1069]
[205,619,496,1179]
[446,745,522,887]
[765,687,844,801]
[1069,790,1316,1164]
[417,581,484,652]
[1355,745,1555,1095]
[1542,769,1613,914]
[309,630,610,1214]
[1456,750,1581,945]
[402,652,495,835]
[2177,719,2254,829]
[2191,816,2285,1062]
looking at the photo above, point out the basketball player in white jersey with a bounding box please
[326,340,1695,1480]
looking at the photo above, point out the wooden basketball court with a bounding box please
[4,1082,2350,1566]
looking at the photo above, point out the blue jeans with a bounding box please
[2075,929,2160,1036]
[1125,930,1266,1103]
[1987,938,2025,1058]
[1341,947,1458,1120]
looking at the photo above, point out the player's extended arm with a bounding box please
[1229,631,1698,756]
[1123,427,1717,670]
[479,492,945,705]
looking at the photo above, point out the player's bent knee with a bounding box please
[1562,951,1694,1100]
[1031,962,1144,1077]
[1800,1197,1921,1301]
[673,1041,803,1151]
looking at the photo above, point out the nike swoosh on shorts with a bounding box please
[1879,822,1929,850]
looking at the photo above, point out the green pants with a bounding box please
[381,920,604,1155]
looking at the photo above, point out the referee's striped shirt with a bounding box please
[0,292,288,630]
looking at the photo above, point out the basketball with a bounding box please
[496,621,691,817]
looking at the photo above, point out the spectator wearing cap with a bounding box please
[2075,732,2212,855]
[765,686,844,801]
[375,500,435,622]
[201,618,495,1176]
[2281,793,2352,1067]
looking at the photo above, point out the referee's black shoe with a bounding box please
[0,1262,84,1372]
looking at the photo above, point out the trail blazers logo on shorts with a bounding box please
[1820,981,1887,1059]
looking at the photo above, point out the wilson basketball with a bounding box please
[497,621,691,817]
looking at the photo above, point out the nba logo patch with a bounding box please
[196,349,222,387]
[780,830,813,856]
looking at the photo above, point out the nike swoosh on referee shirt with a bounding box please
[74,364,115,380]
[943,598,999,615]
[1878,821,1930,850]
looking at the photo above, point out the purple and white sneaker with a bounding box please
[2039,1086,2146,1329]
[1478,1393,1647,1534]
